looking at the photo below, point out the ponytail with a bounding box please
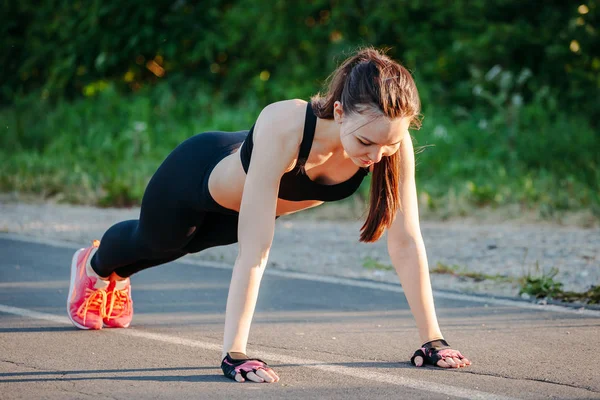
[311,47,421,242]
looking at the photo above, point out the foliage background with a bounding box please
[1,0,599,220]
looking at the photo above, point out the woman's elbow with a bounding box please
[387,230,420,256]
[237,245,271,268]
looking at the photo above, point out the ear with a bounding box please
[333,101,343,124]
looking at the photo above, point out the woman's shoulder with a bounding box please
[264,98,307,112]
[258,99,307,131]
[254,99,307,144]
[249,99,309,172]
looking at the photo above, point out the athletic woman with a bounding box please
[66,47,471,383]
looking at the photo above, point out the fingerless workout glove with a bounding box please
[410,339,465,366]
[221,352,270,380]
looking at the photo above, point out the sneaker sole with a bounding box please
[67,248,96,330]
[104,321,131,329]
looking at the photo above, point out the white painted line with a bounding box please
[2,232,599,317]
[0,280,228,291]
[0,233,84,251]
[0,304,73,325]
[0,304,515,400]
[0,281,67,289]
[163,260,600,317]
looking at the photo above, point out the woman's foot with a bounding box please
[67,240,108,330]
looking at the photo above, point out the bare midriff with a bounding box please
[207,148,324,217]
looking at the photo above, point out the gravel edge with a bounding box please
[1,201,598,306]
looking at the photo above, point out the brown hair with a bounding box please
[311,47,422,242]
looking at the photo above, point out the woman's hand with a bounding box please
[221,352,280,383]
[233,367,280,383]
[411,339,471,368]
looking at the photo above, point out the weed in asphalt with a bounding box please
[519,265,564,299]
[362,257,394,271]
[431,262,514,283]
[428,261,599,305]
[520,263,600,304]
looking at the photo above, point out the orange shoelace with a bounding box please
[76,287,108,325]
[105,286,131,320]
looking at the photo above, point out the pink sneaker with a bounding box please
[67,240,108,330]
[104,275,133,328]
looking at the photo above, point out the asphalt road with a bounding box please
[1,235,599,399]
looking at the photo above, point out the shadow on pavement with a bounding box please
[0,326,75,333]
[0,374,226,383]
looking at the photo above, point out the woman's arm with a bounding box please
[386,133,443,343]
[221,102,303,360]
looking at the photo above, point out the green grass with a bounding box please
[431,262,515,283]
[1,83,263,206]
[1,81,599,222]
[429,262,599,305]
[518,266,564,299]
[519,264,600,305]
[553,286,600,305]
[362,256,394,271]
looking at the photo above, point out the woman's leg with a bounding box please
[91,206,205,279]
[182,212,240,254]
[94,209,240,278]
[90,135,212,278]
[69,168,205,329]
[68,131,246,329]
[90,222,186,279]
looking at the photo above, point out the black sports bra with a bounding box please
[239,102,369,202]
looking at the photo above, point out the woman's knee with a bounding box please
[182,213,238,253]
[137,227,191,253]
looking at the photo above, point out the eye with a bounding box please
[358,139,370,146]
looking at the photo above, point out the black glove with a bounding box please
[410,339,466,367]
[221,352,270,381]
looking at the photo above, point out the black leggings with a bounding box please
[92,130,249,278]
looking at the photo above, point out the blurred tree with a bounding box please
[1,0,598,120]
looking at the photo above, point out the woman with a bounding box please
[66,47,471,383]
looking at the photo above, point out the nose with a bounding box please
[369,147,385,163]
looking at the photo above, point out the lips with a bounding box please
[360,158,373,166]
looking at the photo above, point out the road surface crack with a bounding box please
[0,358,51,372]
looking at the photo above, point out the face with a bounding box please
[334,101,410,167]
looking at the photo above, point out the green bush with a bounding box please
[1,1,598,218]
[1,80,597,218]
[3,1,599,119]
